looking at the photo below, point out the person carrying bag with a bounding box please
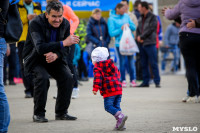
[120,24,139,55]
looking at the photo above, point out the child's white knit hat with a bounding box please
[91,47,109,62]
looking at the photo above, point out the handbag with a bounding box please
[0,1,23,43]
[84,42,96,57]
[119,25,139,55]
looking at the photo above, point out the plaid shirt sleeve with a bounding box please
[93,67,102,92]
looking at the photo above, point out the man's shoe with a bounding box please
[56,114,77,120]
[155,84,161,88]
[137,83,149,87]
[25,93,33,98]
[33,115,48,123]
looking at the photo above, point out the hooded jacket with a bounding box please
[165,0,200,34]
[93,59,122,98]
[17,0,42,42]
[164,23,180,46]
[86,17,110,48]
[108,10,136,47]
[22,13,70,74]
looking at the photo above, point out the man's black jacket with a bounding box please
[23,13,70,74]
[136,11,157,46]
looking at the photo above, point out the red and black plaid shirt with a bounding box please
[93,59,122,98]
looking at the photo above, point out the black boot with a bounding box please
[33,115,48,123]
[55,114,77,120]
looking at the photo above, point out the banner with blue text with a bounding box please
[34,0,121,11]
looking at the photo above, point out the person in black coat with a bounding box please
[86,8,110,48]
[23,1,80,122]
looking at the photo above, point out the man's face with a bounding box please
[121,1,129,12]
[138,4,142,14]
[46,9,63,28]
[24,0,33,5]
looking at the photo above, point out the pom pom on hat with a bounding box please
[91,47,109,62]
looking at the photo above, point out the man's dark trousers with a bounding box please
[32,60,74,117]
[18,41,34,95]
[139,44,160,85]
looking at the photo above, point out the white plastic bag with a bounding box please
[119,25,139,55]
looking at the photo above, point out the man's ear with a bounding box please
[45,12,48,19]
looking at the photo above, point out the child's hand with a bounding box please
[93,91,97,95]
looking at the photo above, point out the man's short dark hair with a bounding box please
[134,0,141,9]
[46,1,63,14]
[174,17,182,24]
[121,0,129,4]
[141,1,149,10]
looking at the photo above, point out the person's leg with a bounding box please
[161,51,169,71]
[8,44,16,85]
[113,95,122,111]
[135,53,143,80]
[46,62,74,117]
[116,47,126,82]
[104,96,119,116]
[78,50,88,79]
[175,45,180,72]
[32,65,50,117]
[18,42,34,97]
[146,45,160,85]
[139,45,150,85]
[179,33,199,97]
[105,95,127,130]
[128,55,136,81]
[0,38,10,132]
[3,55,8,85]
[82,51,89,78]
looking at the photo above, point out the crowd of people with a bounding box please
[1,0,200,132]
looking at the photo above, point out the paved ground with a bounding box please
[5,74,200,133]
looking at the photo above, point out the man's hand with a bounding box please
[93,91,97,95]
[63,35,80,47]
[6,44,10,56]
[27,14,37,20]
[137,36,144,43]
[44,52,58,63]
[187,19,196,29]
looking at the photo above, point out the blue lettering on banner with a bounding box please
[34,0,121,11]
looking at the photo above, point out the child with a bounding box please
[91,47,128,130]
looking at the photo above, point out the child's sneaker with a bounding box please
[113,125,126,131]
[122,81,127,88]
[72,88,79,99]
[130,80,137,87]
[114,111,128,130]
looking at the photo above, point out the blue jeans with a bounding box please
[0,38,10,133]
[116,47,136,81]
[139,44,160,85]
[104,95,122,116]
[161,44,180,72]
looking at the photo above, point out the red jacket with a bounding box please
[93,59,122,98]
